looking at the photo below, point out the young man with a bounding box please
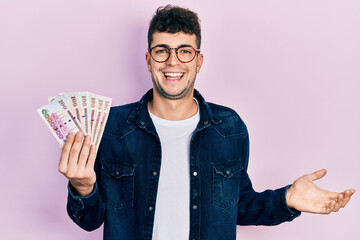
[59,5,355,240]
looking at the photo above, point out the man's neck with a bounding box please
[148,90,198,121]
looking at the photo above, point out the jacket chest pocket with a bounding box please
[212,161,243,210]
[101,160,135,211]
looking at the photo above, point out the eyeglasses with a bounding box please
[148,45,201,63]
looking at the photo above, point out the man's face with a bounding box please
[146,31,203,100]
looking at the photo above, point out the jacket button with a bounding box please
[193,205,197,210]
[203,120,208,125]
[141,121,145,126]
[193,172,198,176]
[149,206,153,211]
[153,171,157,176]
[226,170,230,175]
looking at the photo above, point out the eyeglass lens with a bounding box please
[151,46,196,63]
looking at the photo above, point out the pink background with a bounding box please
[1,0,359,239]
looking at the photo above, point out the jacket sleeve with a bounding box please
[66,157,105,231]
[237,128,301,226]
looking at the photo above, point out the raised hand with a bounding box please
[286,169,355,214]
[58,132,97,197]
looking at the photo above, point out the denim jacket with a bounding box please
[67,89,300,240]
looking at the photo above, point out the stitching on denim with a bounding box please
[210,124,246,138]
[104,125,137,139]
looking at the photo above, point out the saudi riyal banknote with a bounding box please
[38,92,112,148]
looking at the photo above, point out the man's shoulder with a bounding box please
[104,101,140,136]
[207,102,243,121]
[108,102,138,120]
[207,102,239,116]
[110,102,138,113]
[206,101,248,136]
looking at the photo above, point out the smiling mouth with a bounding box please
[164,72,184,81]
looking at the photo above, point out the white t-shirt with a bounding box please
[149,100,200,240]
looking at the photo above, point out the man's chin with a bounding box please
[152,76,195,100]
[155,86,191,100]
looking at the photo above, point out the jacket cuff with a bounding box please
[270,185,301,222]
[67,182,99,222]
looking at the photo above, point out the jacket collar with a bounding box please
[127,89,220,130]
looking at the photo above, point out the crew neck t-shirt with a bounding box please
[149,100,200,240]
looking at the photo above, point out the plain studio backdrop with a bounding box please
[0,1,359,239]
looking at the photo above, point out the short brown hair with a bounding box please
[148,5,201,49]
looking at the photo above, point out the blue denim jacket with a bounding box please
[67,89,300,240]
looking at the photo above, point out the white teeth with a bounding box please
[164,72,183,77]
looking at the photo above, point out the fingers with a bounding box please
[308,169,327,181]
[332,194,344,212]
[78,135,91,168]
[59,131,98,174]
[86,144,97,169]
[58,132,76,173]
[67,132,85,173]
[327,191,340,199]
[340,189,356,208]
[322,189,355,214]
[321,199,340,214]
[57,131,97,197]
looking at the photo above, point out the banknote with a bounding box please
[56,93,85,133]
[48,96,57,102]
[89,93,97,139]
[94,96,112,148]
[79,92,90,135]
[62,92,84,132]
[38,92,112,148]
[91,94,104,144]
[37,96,85,147]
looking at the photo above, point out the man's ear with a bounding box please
[145,52,151,72]
[196,53,204,73]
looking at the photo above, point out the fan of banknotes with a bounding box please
[37,92,112,148]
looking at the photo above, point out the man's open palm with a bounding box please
[286,169,355,214]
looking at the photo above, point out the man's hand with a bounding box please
[286,169,355,214]
[58,132,97,197]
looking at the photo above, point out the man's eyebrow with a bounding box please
[152,44,194,48]
[178,44,193,48]
[153,44,170,48]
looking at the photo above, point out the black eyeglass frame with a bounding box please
[148,45,201,63]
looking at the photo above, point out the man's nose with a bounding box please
[166,49,181,66]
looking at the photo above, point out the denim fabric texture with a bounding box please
[67,89,301,240]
